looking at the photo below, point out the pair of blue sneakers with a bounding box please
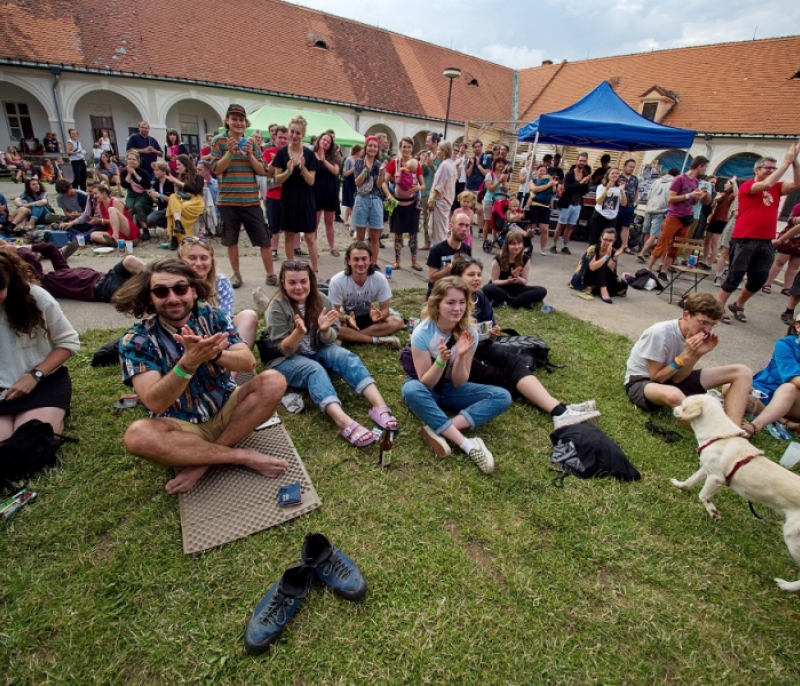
[244,533,367,655]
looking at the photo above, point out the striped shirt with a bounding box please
[211,134,263,207]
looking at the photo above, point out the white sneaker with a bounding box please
[468,437,495,474]
[252,287,270,316]
[376,336,401,349]
[541,250,548,256]
[553,406,601,430]
[421,425,451,457]
[567,400,597,413]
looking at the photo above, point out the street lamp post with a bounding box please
[442,67,461,140]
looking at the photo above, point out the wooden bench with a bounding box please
[659,238,710,304]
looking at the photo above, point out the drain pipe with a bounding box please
[50,67,67,146]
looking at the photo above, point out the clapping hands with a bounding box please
[318,307,338,331]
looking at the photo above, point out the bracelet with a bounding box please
[669,360,681,371]
[434,358,446,369]
[211,351,223,362]
[674,356,685,367]
[173,364,193,380]
[320,327,330,335]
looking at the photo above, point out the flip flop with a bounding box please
[411,262,423,271]
[330,249,340,257]
[340,422,376,448]
[762,285,772,294]
[728,303,747,323]
[368,406,399,431]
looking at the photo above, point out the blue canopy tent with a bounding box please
[518,81,696,152]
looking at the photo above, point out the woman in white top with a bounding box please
[588,167,626,245]
[66,128,88,191]
[0,250,80,441]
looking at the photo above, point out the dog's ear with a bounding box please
[679,397,704,421]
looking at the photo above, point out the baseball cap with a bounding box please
[226,104,247,117]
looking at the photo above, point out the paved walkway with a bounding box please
[0,179,790,372]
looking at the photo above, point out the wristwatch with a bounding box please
[29,368,44,383]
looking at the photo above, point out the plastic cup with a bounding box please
[541,304,555,314]
[76,234,85,246]
[780,442,800,469]
[125,240,134,254]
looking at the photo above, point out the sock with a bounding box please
[550,403,567,417]
[459,438,476,454]
[372,337,379,343]
[563,241,568,247]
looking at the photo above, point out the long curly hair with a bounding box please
[112,259,209,319]
[421,276,475,341]
[0,249,44,336]
[176,153,198,188]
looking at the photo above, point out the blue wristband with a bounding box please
[669,360,680,371]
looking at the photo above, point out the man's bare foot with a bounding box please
[165,465,210,494]
[240,449,289,478]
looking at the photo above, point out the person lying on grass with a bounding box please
[450,254,599,429]
[113,258,288,494]
[264,259,399,448]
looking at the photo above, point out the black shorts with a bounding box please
[0,366,72,416]
[707,220,727,235]
[94,261,132,303]
[528,205,550,224]
[470,340,531,397]
[353,313,374,330]
[219,205,270,248]
[616,205,635,228]
[266,197,282,234]
[625,370,705,411]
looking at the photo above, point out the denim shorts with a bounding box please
[352,194,384,230]
[557,204,581,226]
[642,212,665,238]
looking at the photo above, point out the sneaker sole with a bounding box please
[554,410,601,429]
[421,425,450,458]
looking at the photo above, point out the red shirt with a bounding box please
[732,180,783,240]
[264,146,281,200]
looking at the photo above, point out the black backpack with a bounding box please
[492,334,555,372]
[626,268,664,292]
[549,424,640,485]
[0,419,77,488]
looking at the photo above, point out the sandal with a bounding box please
[411,262,423,271]
[761,285,772,294]
[330,249,340,257]
[782,288,791,296]
[728,303,747,323]
[340,422,376,448]
[721,314,732,325]
[368,406,398,431]
[393,262,401,270]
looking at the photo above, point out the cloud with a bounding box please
[477,44,545,69]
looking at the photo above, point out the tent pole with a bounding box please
[529,132,539,174]
[680,150,690,174]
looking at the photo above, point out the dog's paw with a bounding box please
[775,578,800,592]
[704,503,721,521]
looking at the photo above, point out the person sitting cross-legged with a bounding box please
[113,258,289,495]
[328,241,405,349]
[624,292,753,424]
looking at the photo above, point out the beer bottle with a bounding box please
[379,430,393,468]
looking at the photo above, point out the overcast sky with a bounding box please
[290,0,799,68]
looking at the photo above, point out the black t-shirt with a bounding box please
[558,165,592,208]
[426,240,472,297]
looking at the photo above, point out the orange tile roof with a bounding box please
[518,36,800,136]
[0,0,514,124]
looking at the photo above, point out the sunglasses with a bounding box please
[182,236,210,246]
[150,283,191,298]
[284,260,309,271]
[460,256,483,267]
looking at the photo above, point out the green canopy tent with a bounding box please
[235,105,364,147]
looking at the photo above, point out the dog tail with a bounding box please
[775,577,800,592]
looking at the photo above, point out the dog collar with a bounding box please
[696,434,745,454]
[724,453,763,486]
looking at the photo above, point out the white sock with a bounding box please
[460,438,476,454]
[373,336,379,343]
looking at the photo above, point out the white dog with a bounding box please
[671,394,800,592]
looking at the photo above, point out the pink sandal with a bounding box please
[369,406,399,431]
[340,422,376,448]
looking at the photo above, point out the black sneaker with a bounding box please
[561,246,571,255]
[244,564,314,655]
[301,532,367,601]
[140,228,151,242]
[294,248,308,257]
[781,311,795,326]
[61,239,80,259]
[169,235,178,251]
[549,245,558,254]
[658,272,668,282]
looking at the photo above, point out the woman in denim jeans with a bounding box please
[265,260,399,448]
[402,276,511,474]
[351,136,385,266]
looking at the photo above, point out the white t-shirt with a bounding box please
[410,319,478,376]
[625,319,685,384]
[328,271,392,318]
[595,185,622,220]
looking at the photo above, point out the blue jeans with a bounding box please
[402,378,512,435]
[275,345,375,412]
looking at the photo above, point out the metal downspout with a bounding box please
[50,67,66,145]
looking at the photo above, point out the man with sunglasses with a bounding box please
[328,241,405,348]
[624,292,753,421]
[426,211,472,297]
[114,259,288,494]
[717,142,800,325]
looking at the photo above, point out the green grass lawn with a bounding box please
[2,289,800,685]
